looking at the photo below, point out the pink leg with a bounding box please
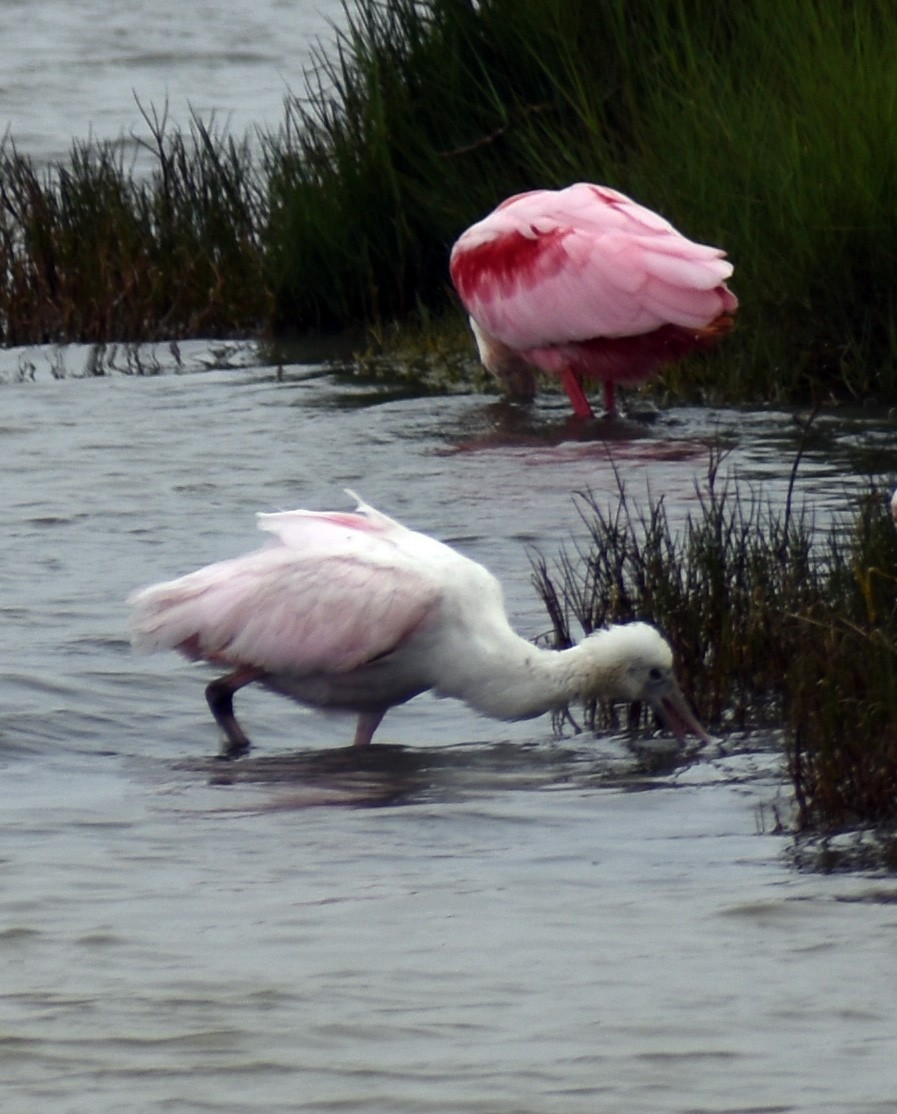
[558,368,596,420]
[353,709,386,747]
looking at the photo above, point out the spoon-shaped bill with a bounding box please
[653,685,711,745]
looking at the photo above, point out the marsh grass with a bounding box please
[784,495,897,830]
[4,0,897,403]
[0,108,268,344]
[532,455,897,832]
[349,311,491,393]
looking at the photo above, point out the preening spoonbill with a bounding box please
[128,493,708,758]
[450,183,737,419]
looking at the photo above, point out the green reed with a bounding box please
[532,457,897,832]
[0,109,268,344]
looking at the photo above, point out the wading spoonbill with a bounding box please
[450,183,737,419]
[129,493,708,757]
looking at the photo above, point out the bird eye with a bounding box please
[649,667,664,681]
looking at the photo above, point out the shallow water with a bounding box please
[4,7,897,1109]
[1,0,345,166]
[3,342,897,1112]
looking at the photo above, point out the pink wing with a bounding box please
[129,499,440,674]
[254,490,407,553]
[450,183,736,348]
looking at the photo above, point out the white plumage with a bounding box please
[129,492,708,756]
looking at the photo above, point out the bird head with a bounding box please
[577,622,710,744]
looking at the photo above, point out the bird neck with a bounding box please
[440,636,605,722]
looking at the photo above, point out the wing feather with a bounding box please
[129,498,443,674]
[129,545,440,674]
[450,183,736,347]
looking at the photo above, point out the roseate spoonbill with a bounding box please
[129,492,708,758]
[450,183,738,419]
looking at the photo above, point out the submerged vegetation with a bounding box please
[532,454,897,834]
[3,0,897,403]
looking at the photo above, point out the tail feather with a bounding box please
[127,557,265,657]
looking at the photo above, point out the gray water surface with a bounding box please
[1,0,345,166]
[3,342,897,1112]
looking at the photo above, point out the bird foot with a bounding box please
[216,734,251,762]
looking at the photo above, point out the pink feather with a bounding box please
[450,183,737,417]
[129,498,439,675]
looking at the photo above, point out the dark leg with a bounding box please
[206,667,263,759]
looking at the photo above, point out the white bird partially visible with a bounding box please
[128,492,708,757]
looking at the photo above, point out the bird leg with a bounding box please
[558,368,597,420]
[353,709,386,747]
[206,666,263,760]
